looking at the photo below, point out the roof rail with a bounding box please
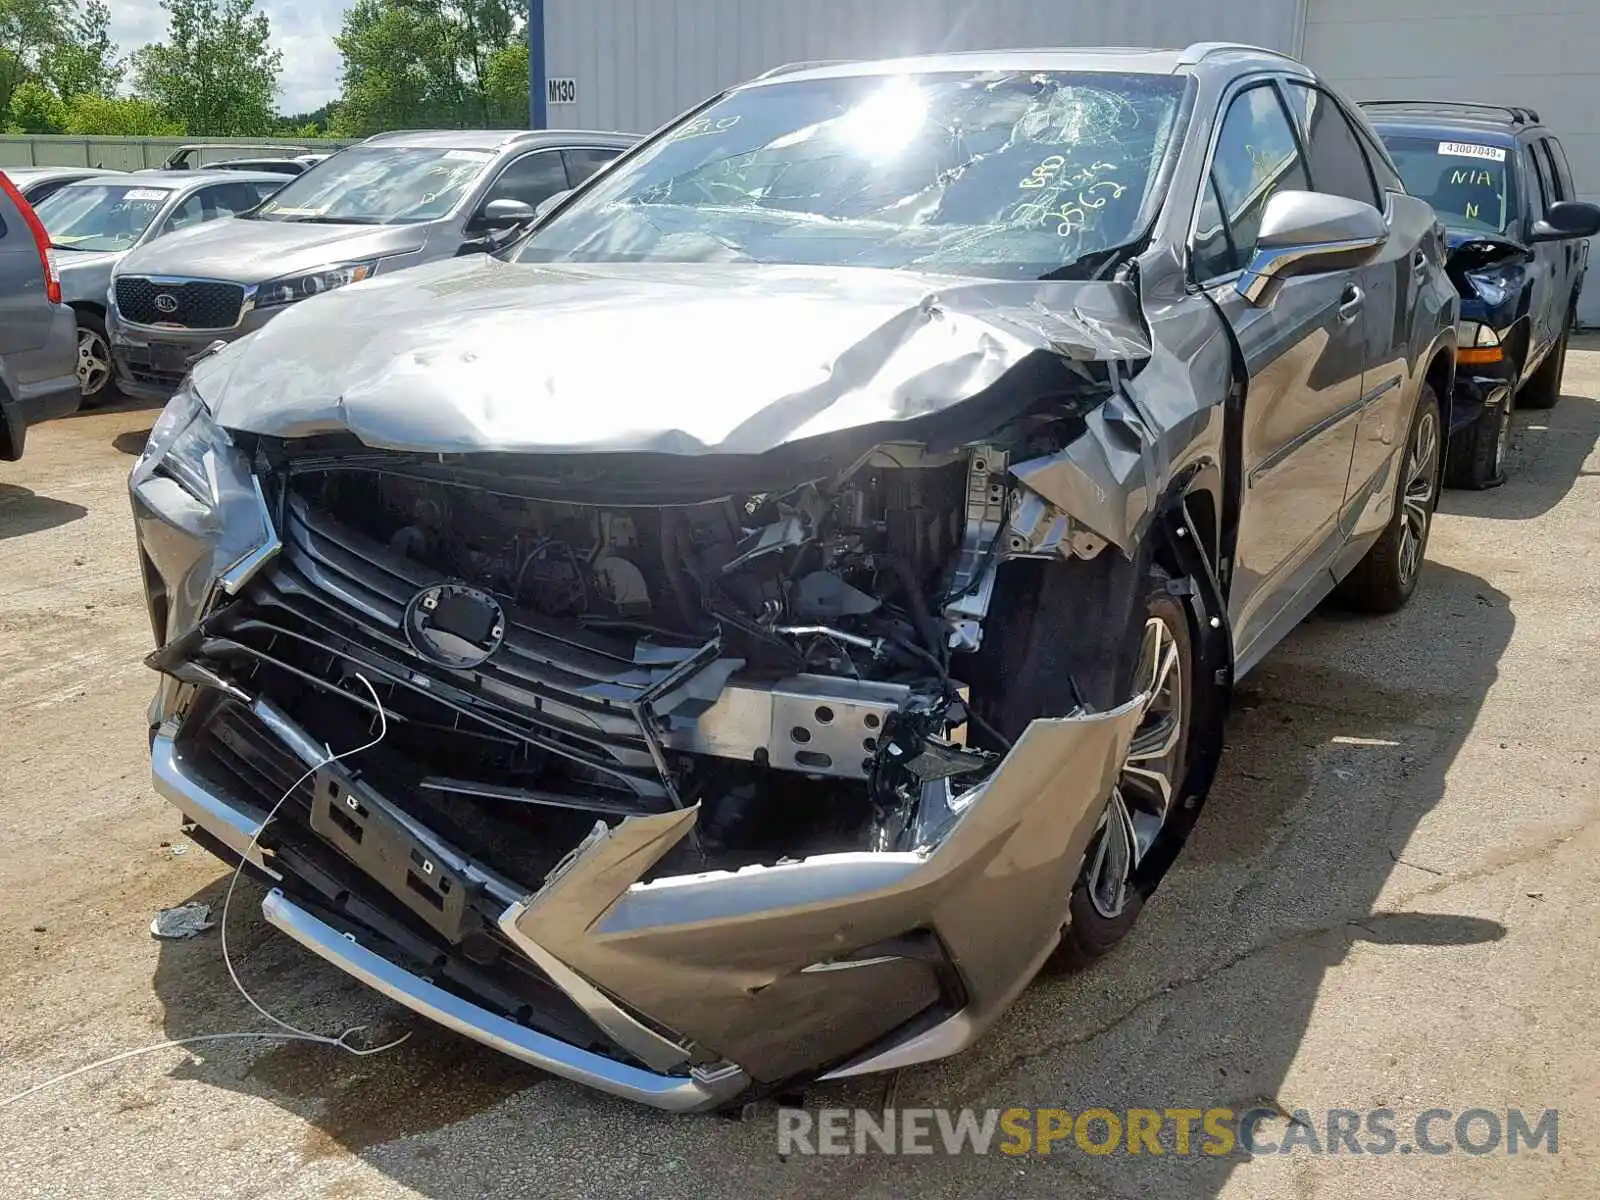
[753,59,854,81]
[1359,99,1541,125]
[1178,42,1300,66]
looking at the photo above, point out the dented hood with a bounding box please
[198,256,1151,455]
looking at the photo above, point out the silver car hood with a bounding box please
[114,216,430,284]
[198,257,1152,455]
[51,248,122,306]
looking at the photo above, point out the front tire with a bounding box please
[75,311,115,407]
[1055,580,1194,969]
[1336,383,1441,613]
[1445,383,1512,490]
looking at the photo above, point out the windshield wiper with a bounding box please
[259,214,388,226]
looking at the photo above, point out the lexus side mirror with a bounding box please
[477,198,538,230]
[1236,190,1389,305]
[1530,200,1600,244]
[534,189,573,220]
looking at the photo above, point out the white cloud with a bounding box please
[109,0,353,113]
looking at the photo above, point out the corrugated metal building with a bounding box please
[530,0,1600,321]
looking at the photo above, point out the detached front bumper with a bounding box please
[151,684,1140,1109]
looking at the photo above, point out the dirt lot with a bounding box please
[2,345,1598,1199]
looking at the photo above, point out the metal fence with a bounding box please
[0,135,353,171]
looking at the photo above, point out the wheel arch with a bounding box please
[1421,339,1456,487]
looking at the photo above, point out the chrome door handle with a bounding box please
[1338,285,1365,323]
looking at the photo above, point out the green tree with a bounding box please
[41,0,117,100]
[332,0,526,137]
[63,93,183,136]
[3,75,62,130]
[0,0,67,121]
[483,39,527,127]
[131,0,282,136]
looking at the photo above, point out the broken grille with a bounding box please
[200,490,711,822]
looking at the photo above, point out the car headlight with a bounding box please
[131,380,229,505]
[1455,320,1504,366]
[255,261,376,310]
[1464,270,1510,308]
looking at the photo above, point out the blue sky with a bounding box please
[110,0,353,113]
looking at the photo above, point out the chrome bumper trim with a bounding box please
[262,889,748,1112]
[151,729,278,876]
[152,717,748,1111]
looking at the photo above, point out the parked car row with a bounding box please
[121,44,1599,1115]
[0,130,632,438]
[107,128,633,399]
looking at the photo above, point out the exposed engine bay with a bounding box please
[201,429,1116,895]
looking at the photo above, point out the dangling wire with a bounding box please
[2,673,409,1111]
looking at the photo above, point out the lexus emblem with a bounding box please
[403,582,505,669]
[153,293,180,315]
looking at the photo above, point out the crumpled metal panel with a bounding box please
[194,257,1153,455]
[509,697,1143,1082]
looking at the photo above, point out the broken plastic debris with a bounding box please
[150,902,215,939]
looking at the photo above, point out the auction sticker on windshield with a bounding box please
[123,188,169,201]
[1439,142,1506,163]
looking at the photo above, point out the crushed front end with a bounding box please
[130,348,1165,1109]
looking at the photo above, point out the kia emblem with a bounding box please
[153,293,179,315]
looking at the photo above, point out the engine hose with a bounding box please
[885,555,946,667]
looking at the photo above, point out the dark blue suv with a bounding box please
[1367,101,1599,488]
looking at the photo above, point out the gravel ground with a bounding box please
[2,344,1597,1199]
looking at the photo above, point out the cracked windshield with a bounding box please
[251,145,494,225]
[516,70,1188,278]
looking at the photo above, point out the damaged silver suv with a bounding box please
[130,45,1456,1111]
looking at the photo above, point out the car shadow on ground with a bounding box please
[113,429,153,456]
[0,483,87,541]
[144,551,1514,1198]
[1451,391,1599,521]
[61,390,163,422]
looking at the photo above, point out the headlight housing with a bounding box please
[255,261,376,310]
[1456,320,1504,366]
[130,380,229,505]
[1464,270,1510,308]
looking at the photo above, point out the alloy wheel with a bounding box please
[1398,405,1440,588]
[1086,614,1186,920]
[77,326,112,398]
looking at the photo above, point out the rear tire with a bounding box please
[1336,383,1441,613]
[1445,384,1512,490]
[1519,322,1568,410]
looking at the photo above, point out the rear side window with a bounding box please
[1285,83,1380,208]
[563,148,620,188]
[1192,83,1311,281]
[1534,139,1566,201]
[1544,138,1575,198]
[1523,144,1551,216]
